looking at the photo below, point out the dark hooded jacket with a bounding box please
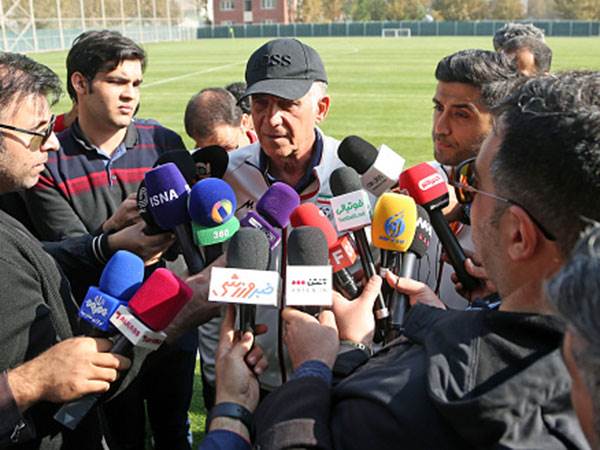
[254,304,589,449]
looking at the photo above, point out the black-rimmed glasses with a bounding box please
[0,114,56,152]
[450,157,556,241]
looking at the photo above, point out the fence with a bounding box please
[197,20,600,39]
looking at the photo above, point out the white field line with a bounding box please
[142,61,245,89]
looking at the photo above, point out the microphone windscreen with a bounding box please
[144,163,190,230]
[128,268,192,331]
[371,193,418,253]
[409,205,432,258]
[192,146,229,180]
[256,182,300,228]
[399,163,448,208]
[226,227,271,270]
[338,135,378,175]
[330,166,363,196]
[188,178,236,227]
[137,180,166,232]
[155,150,196,185]
[289,203,337,248]
[99,250,145,300]
[288,226,329,266]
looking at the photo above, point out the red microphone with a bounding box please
[399,163,479,291]
[54,268,192,430]
[290,204,359,298]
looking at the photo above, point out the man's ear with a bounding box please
[70,72,88,96]
[315,95,331,124]
[506,205,540,261]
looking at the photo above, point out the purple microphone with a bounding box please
[240,182,300,250]
[145,163,205,274]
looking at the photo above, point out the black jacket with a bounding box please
[254,305,588,449]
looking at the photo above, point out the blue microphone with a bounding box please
[78,250,145,333]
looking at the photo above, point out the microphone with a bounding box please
[192,145,230,180]
[338,135,405,197]
[54,268,192,430]
[136,180,167,235]
[290,203,359,299]
[286,226,332,315]
[226,228,272,332]
[330,167,389,327]
[144,162,205,274]
[239,182,300,250]
[154,150,197,185]
[188,177,240,265]
[399,163,479,291]
[78,250,145,334]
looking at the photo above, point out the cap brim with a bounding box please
[240,78,313,101]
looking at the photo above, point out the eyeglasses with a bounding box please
[450,157,556,241]
[0,115,56,152]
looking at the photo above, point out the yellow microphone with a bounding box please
[371,193,418,342]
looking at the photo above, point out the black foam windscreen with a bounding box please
[154,150,196,185]
[330,166,363,196]
[409,205,432,258]
[192,146,229,180]
[226,227,270,270]
[338,135,379,175]
[288,226,329,266]
[136,179,166,234]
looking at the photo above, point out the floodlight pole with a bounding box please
[79,0,85,31]
[136,0,142,42]
[119,0,125,34]
[28,0,37,51]
[100,0,106,28]
[0,0,8,51]
[151,0,157,41]
[55,0,64,49]
[166,0,172,41]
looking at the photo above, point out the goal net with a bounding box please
[382,28,412,38]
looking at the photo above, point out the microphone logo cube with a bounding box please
[285,265,332,306]
[330,190,371,232]
[209,267,280,306]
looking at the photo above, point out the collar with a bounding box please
[258,129,323,194]
[71,119,139,158]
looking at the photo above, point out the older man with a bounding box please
[547,223,600,449]
[198,38,345,408]
[254,72,596,449]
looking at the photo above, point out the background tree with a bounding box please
[490,0,525,19]
[554,0,600,19]
[297,0,324,22]
[431,0,488,20]
[387,0,429,20]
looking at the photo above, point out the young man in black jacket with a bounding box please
[254,72,597,449]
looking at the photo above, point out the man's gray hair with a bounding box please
[493,22,545,51]
[546,224,600,438]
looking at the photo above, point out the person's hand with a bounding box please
[7,337,130,412]
[103,193,140,232]
[107,221,175,263]
[332,275,382,346]
[215,305,268,413]
[386,271,446,310]
[163,256,225,343]
[282,308,339,370]
[451,257,497,302]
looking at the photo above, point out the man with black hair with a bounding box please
[417,49,517,308]
[255,71,594,450]
[493,22,546,51]
[502,35,553,76]
[23,30,195,450]
[184,87,253,151]
[225,81,256,142]
[0,52,132,449]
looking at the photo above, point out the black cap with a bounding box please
[242,38,327,101]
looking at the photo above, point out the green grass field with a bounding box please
[28,36,600,447]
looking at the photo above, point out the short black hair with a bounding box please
[490,71,600,257]
[184,88,241,141]
[66,29,146,101]
[493,22,545,51]
[503,36,553,74]
[0,52,61,113]
[435,49,519,108]
[225,81,250,114]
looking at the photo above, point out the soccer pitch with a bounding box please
[33,36,600,166]
[29,35,600,445]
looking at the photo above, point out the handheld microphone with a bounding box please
[79,250,145,334]
[240,182,300,250]
[188,178,240,265]
[154,150,197,185]
[286,226,332,315]
[330,167,388,324]
[399,163,479,291]
[192,145,229,180]
[290,203,359,299]
[226,228,272,332]
[338,135,406,197]
[54,268,192,430]
[144,163,205,274]
[136,180,167,235]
